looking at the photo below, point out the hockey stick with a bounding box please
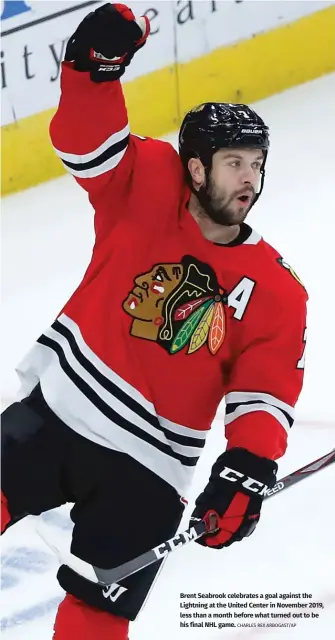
[37,448,335,586]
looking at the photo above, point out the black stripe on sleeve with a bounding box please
[225,399,294,428]
[61,135,129,172]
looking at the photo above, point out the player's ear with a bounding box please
[187,158,205,190]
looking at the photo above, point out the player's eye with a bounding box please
[252,161,262,170]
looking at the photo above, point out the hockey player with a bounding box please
[1,4,308,639]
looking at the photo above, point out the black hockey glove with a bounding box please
[64,3,150,82]
[190,448,277,549]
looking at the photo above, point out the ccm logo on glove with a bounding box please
[190,447,278,549]
[219,466,268,495]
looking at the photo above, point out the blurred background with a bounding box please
[2,0,335,194]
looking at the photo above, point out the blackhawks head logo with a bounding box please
[123,255,227,356]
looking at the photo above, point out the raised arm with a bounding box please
[49,3,149,197]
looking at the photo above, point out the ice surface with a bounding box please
[1,74,335,639]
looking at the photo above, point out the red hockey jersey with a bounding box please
[16,63,308,497]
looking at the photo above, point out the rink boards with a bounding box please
[1,1,335,195]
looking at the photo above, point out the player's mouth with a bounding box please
[236,191,253,206]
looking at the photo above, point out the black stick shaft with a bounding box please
[93,448,335,586]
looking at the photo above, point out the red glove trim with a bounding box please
[205,493,250,547]
[114,4,136,22]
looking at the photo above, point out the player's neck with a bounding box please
[188,193,240,245]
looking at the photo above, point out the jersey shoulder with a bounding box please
[131,134,181,166]
[129,134,184,187]
[257,237,308,308]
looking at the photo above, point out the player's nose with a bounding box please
[241,164,256,184]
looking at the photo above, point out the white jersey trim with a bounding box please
[16,314,208,496]
[243,228,262,245]
[65,148,128,179]
[58,314,207,441]
[53,124,130,164]
[53,124,129,179]
[225,390,295,434]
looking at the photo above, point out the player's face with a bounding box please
[205,148,264,226]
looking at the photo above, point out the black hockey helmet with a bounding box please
[179,102,270,203]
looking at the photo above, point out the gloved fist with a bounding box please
[65,3,150,82]
[191,448,277,549]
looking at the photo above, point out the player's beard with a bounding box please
[196,173,255,227]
